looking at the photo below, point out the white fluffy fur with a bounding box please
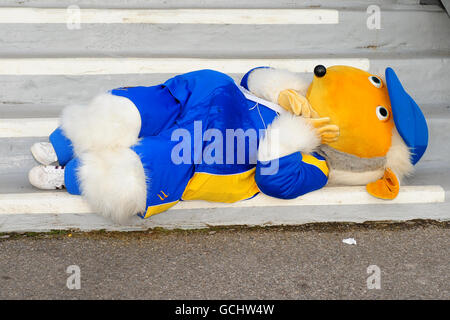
[328,128,413,186]
[60,93,141,156]
[258,113,320,161]
[247,68,312,103]
[386,128,413,181]
[77,148,147,223]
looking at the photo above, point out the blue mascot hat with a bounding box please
[385,67,428,165]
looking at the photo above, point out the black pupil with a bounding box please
[372,77,380,84]
[379,108,388,117]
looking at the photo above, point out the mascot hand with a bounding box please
[366,168,400,200]
[278,89,318,117]
[304,117,340,144]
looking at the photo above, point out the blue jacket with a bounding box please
[109,69,328,218]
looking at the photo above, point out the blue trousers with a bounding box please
[49,127,82,195]
[49,84,180,196]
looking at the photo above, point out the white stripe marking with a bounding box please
[0,118,58,138]
[0,8,339,24]
[0,58,370,75]
[0,186,444,215]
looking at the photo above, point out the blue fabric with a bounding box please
[240,66,270,90]
[110,85,180,137]
[162,69,278,175]
[385,67,428,165]
[49,127,74,166]
[131,136,194,209]
[52,68,331,211]
[64,158,82,195]
[255,152,328,199]
[122,69,279,209]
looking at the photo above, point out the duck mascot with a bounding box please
[28,65,428,223]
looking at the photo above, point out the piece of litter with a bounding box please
[0,235,10,239]
[342,238,357,245]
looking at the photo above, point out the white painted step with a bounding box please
[0,57,370,75]
[0,118,57,138]
[0,186,445,214]
[0,0,437,10]
[0,8,339,24]
[0,186,446,232]
[0,55,447,109]
[0,8,447,58]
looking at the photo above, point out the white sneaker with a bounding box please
[31,142,58,165]
[28,165,65,190]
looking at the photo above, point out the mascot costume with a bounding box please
[28,65,428,223]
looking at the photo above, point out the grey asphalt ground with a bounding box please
[0,222,449,300]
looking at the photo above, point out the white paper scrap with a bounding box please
[342,238,357,245]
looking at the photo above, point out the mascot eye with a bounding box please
[376,106,389,121]
[369,76,382,88]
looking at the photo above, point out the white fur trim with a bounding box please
[258,113,320,161]
[78,148,147,223]
[247,68,311,103]
[386,128,413,182]
[328,129,413,186]
[60,93,141,156]
[327,168,385,186]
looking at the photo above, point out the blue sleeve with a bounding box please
[255,152,328,199]
[240,66,271,90]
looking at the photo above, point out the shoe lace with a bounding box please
[44,165,65,189]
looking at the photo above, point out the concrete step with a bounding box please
[0,0,441,10]
[0,55,448,109]
[1,105,449,163]
[0,8,448,57]
[0,107,448,232]
[0,1,448,232]
[0,186,446,232]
